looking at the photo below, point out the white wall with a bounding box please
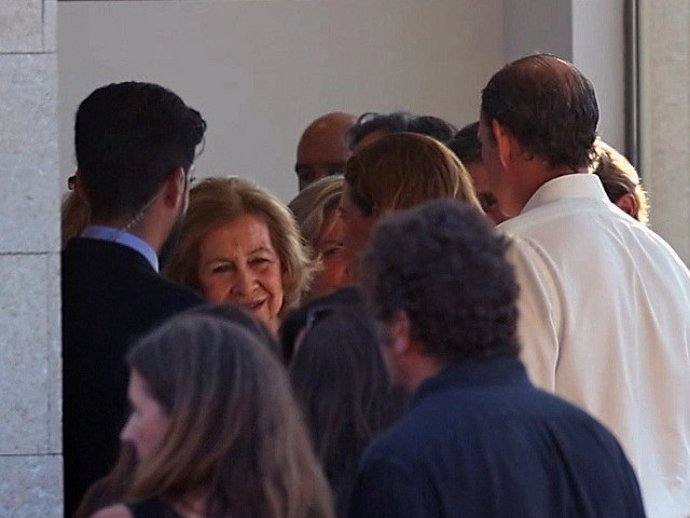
[58,0,503,203]
[638,0,690,263]
[503,0,626,152]
[572,0,626,152]
[503,0,572,61]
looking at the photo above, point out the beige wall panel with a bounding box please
[0,455,62,517]
[0,254,59,455]
[46,251,62,455]
[0,0,43,54]
[0,53,59,254]
[44,0,57,53]
[639,0,690,263]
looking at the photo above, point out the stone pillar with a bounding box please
[0,1,62,516]
[639,0,690,264]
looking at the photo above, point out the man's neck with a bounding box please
[90,216,163,255]
[82,224,160,272]
[502,165,586,216]
[402,355,445,393]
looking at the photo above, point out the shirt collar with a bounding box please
[412,356,530,407]
[81,225,160,272]
[521,173,609,214]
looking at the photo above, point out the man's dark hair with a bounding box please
[361,199,519,363]
[75,81,206,220]
[447,121,481,164]
[481,53,598,170]
[346,111,456,150]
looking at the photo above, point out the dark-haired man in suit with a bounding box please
[62,81,206,515]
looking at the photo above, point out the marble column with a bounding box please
[0,1,62,516]
[640,0,690,263]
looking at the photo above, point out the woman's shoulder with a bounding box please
[90,504,132,518]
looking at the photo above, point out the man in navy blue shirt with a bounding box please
[350,200,646,518]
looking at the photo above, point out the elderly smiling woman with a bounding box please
[165,177,316,335]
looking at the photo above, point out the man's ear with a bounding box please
[72,170,89,203]
[161,167,186,208]
[387,309,414,356]
[615,192,639,219]
[491,119,515,169]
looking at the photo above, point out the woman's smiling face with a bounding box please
[197,213,284,332]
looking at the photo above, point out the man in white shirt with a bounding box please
[478,53,690,518]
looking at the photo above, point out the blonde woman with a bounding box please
[165,177,316,335]
[279,133,483,360]
[340,132,482,280]
[592,139,649,225]
[288,176,349,299]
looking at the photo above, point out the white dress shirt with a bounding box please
[497,173,690,518]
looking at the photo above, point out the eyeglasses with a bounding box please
[185,165,197,188]
[295,163,346,185]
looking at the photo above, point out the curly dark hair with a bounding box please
[346,111,456,151]
[481,54,598,170]
[75,81,206,220]
[361,199,519,362]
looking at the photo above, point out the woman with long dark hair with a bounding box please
[289,307,405,517]
[91,312,334,518]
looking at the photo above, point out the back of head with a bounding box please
[361,199,519,363]
[344,132,480,216]
[346,111,457,151]
[592,139,649,225]
[407,114,457,143]
[295,112,356,190]
[126,313,334,518]
[447,121,482,165]
[481,54,599,170]
[75,81,206,220]
[185,303,280,354]
[290,306,402,450]
[290,306,404,517]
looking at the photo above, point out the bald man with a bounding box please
[480,53,690,517]
[295,111,356,191]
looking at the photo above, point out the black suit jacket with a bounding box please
[62,238,202,516]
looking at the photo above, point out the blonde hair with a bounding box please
[126,314,334,518]
[344,132,481,215]
[165,177,317,316]
[592,139,649,225]
[288,175,344,248]
[61,191,90,247]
